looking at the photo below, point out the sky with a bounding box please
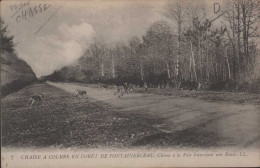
[1,0,167,77]
[1,0,223,77]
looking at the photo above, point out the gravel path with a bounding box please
[48,82,260,148]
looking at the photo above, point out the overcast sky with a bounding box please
[1,0,168,77]
[1,0,223,77]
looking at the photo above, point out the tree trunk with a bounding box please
[215,63,218,81]
[237,1,241,77]
[206,29,210,81]
[225,47,231,80]
[176,21,181,78]
[190,40,197,82]
[189,53,192,79]
[176,52,179,78]
[101,62,104,77]
[166,60,171,79]
[246,3,253,70]
[198,39,202,81]
[247,15,250,66]
[242,2,247,68]
[232,3,237,80]
[140,61,144,81]
[111,55,115,78]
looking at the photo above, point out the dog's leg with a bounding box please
[27,99,30,106]
[39,99,43,105]
[30,99,35,106]
[76,92,81,98]
[27,98,32,106]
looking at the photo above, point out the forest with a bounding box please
[44,0,260,93]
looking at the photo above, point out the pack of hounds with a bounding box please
[27,81,203,106]
[72,82,136,99]
[26,83,136,106]
[74,82,135,99]
[99,82,135,98]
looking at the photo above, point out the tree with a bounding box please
[165,0,185,78]
[128,36,142,80]
[0,17,14,54]
[89,40,107,77]
[224,0,260,79]
[136,42,147,81]
[143,20,176,79]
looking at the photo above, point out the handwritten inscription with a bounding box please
[9,1,30,12]
[9,1,51,23]
[213,3,221,13]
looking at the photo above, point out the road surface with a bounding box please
[48,82,260,148]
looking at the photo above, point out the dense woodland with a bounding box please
[44,1,260,92]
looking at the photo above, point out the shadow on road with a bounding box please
[132,126,224,148]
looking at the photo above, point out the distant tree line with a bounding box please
[45,0,260,92]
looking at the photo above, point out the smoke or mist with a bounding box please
[1,1,166,77]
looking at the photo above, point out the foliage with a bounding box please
[44,0,260,93]
[0,17,14,54]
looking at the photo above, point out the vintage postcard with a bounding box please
[1,0,260,167]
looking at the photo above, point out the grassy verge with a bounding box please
[1,83,228,149]
[1,83,162,148]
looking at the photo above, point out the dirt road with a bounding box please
[48,82,260,148]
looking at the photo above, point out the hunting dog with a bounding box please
[98,83,109,90]
[114,85,124,98]
[124,83,134,93]
[75,90,87,97]
[143,82,148,91]
[128,83,134,93]
[27,94,44,106]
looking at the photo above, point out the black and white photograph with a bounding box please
[1,0,260,167]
